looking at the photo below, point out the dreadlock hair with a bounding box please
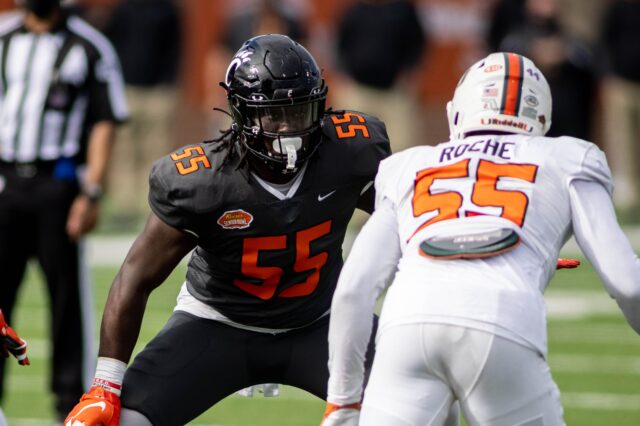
[204,108,249,171]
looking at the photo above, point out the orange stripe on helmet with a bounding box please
[500,53,524,116]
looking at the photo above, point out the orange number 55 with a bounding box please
[330,113,370,139]
[234,221,332,300]
[411,159,538,239]
[170,146,212,175]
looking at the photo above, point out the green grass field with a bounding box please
[2,256,639,425]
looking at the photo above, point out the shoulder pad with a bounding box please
[375,147,434,207]
[561,137,613,194]
[148,143,228,228]
[321,110,391,176]
[538,136,614,196]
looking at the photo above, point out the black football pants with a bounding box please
[121,311,377,425]
[0,162,87,417]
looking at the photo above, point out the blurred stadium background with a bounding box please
[2,0,635,228]
[0,0,638,424]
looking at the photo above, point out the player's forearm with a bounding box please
[570,180,640,334]
[98,270,150,363]
[328,205,401,403]
[97,215,195,361]
[328,290,375,404]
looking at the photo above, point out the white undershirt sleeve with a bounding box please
[327,199,401,404]
[569,179,640,334]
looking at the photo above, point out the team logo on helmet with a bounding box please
[225,49,254,86]
[217,209,254,230]
[524,95,539,107]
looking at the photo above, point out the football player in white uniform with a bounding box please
[321,52,640,426]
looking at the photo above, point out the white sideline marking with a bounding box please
[551,354,640,375]
[549,324,639,345]
[545,291,619,319]
[562,392,640,411]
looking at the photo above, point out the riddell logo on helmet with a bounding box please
[480,118,533,132]
[484,64,503,73]
[217,210,254,230]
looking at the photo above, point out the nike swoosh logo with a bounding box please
[75,401,106,417]
[318,190,336,202]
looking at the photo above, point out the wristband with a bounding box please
[81,183,104,203]
[93,357,126,396]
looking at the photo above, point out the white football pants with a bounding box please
[360,324,565,426]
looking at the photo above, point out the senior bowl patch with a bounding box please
[217,209,253,230]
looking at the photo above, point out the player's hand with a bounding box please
[556,258,581,269]
[64,386,120,426]
[66,195,99,241]
[0,309,29,366]
[320,402,361,426]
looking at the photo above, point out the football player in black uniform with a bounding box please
[64,34,391,426]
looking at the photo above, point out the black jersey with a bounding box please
[149,111,390,328]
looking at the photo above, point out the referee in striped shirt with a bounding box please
[0,0,128,419]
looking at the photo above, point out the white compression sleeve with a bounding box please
[569,179,640,334]
[327,201,401,404]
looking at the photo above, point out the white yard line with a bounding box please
[545,291,620,319]
[549,324,640,345]
[550,354,640,375]
[562,392,640,411]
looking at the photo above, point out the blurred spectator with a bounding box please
[222,0,306,53]
[334,0,426,153]
[205,0,307,134]
[486,0,525,52]
[496,0,597,140]
[104,0,182,227]
[600,0,640,214]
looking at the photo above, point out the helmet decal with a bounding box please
[225,49,254,86]
[499,53,524,116]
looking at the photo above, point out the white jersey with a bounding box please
[374,134,611,355]
[326,134,640,406]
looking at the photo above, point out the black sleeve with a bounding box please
[356,181,376,214]
[148,156,191,230]
[85,41,128,124]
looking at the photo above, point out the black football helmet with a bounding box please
[224,34,328,174]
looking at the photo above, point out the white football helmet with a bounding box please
[447,52,552,139]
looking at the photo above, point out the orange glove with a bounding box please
[320,402,361,426]
[0,309,29,366]
[64,386,120,426]
[556,258,581,269]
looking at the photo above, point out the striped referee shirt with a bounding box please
[0,11,128,164]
